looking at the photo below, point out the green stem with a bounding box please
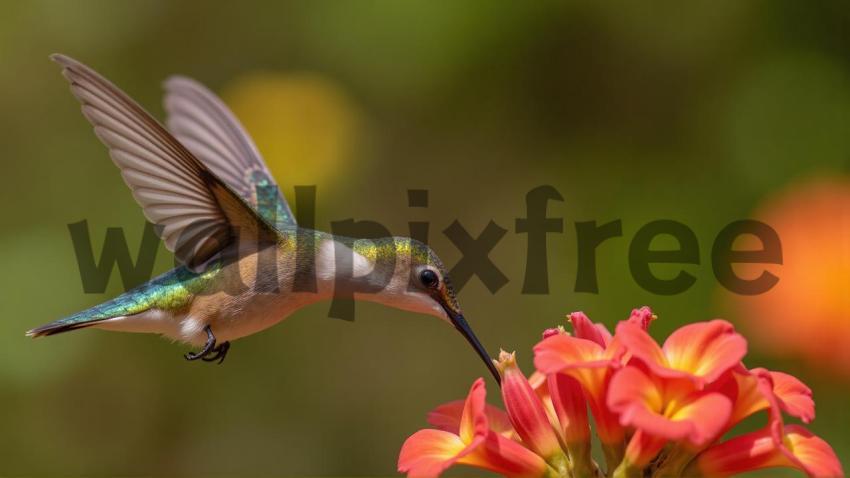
[566,441,597,478]
[545,452,571,478]
[611,459,642,478]
[602,443,625,475]
[654,449,695,477]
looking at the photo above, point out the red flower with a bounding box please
[534,316,627,470]
[495,351,564,462]
[615,319,747,387]
[399,308,843,477]
[692,425,843,478]
[607,366,733,463]
[398,378,549,478]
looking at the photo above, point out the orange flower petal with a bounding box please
[398,429,472,478]
[548,373,590,444]
[769,370,815,423]
[527,371,567,444]
[729,367,816,429]
[534,335,616,396]
[662,320,747,384]
[400,379,549,478]
[428,400,514,438]
[458,378,489,443]
[622,429,667,468]
[527,370,547,391]
[692,425,787,477]
[533,335,615,376]
[779,425,844,478]
[399,429,548,478]
[615,322,668,370]
[728,369,770,427]
[608,366,732,447]
[692,425,843,478]
[534,334,624,445]
[400,379,490,477]
[618,320,747,387]
[548,373,594,475]
[463,431,550,478]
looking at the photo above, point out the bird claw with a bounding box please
[184,325,230,364]
[202,341,230,364]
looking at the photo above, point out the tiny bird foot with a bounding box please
[202,341,231,364]
[184,325,216,361]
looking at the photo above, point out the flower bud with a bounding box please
[495,350,563,461]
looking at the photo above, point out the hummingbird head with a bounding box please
[360,238,500,384]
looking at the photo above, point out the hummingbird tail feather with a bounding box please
[26,285,161,338]
[27,268,193,339]
[26,318,106,338]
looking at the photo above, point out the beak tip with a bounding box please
[448,312,501,386]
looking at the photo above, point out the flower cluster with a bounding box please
[398,308,843,478]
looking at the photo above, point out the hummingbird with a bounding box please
[27,54,501,383]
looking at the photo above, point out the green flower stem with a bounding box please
[654,448,696,477]
[565,441,597,478]
[611,459,642,478]
[602,443,625,475]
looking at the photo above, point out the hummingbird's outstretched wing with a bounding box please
[162,76,296,230]
[52,54,277,268]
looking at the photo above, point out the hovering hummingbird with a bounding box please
[27,54,500,383]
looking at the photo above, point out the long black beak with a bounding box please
[446,309,501,385]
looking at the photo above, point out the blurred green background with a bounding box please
[1,1,848,476]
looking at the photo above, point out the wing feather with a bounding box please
[163,76,296,228]
[52,54,275,266]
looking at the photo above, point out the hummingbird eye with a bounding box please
[419,269,440,289]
